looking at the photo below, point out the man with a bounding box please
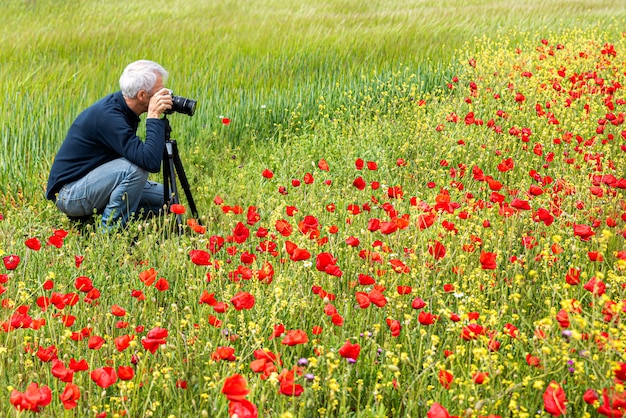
[46,60,173,228]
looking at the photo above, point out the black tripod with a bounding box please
[162,116,201,232]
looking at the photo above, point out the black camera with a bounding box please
[166,94,197,116]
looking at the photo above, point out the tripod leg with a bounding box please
[163,141,179,206]
[170,141,201,222]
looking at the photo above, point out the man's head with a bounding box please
[119,60,169,99]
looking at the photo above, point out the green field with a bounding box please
[2,1,626,417]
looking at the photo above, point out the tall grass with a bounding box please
[2,0,625,207]
[1,0,626,416]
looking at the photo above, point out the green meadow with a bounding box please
[2,0,626,417]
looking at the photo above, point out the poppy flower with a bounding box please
[154,277,169,291]
[386,318,401,337]
[10,382,52,412]
[74,276,94,292]
[222,373,250,401]
[229,399,258,418]
[262,169,274,179]
[139,268,158,286]
[51,359,74,382]
[114,334,132,352]
[281,329,309,346]
[117,366,135,380]
[428,241,446,260]
[88,335,105,350]
[111,304,126,317]
[543,381,567,416]
[427,403,452,418]
[231,291,255,310]
[25,237,42,251]
[438,369,454,389]
[232,222,250,244]
[411,297,426,309]
[418,311,438,325]
[338,339,361,361]
[90,367,117,388]
[36,345,58,362]
[318,159,329,171]
[479,251,497,270]
[573,224,595,241]
[169,203,186,214]
[142,327,168,353]
[368,288,387,307]
[189,249,211,266]
[59,382,80,409]
[3,254,20,270]
[353,176,366,190]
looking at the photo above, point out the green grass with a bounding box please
[1,1,626,417]
[2,0,625,204]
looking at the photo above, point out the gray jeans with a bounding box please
[55,158,165,227]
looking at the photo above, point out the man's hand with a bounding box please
[147,88,173,119]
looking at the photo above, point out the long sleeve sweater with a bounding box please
[46,91,165,200]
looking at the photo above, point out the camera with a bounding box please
[166,94,197,116]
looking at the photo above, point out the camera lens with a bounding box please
[170,95,197,116]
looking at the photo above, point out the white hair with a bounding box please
[119,60,169,98]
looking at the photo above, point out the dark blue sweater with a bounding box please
[46,91,166,200]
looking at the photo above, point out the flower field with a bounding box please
[3,15,626,418]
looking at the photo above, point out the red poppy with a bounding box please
[411,297,426,309]
[438,369,454,389]
[189,249,211,266]
[88,335,105,350]
[10,382,52,412]
[386,318,401,337]
[479,251,497,270]
[142,327,168,353]
[212,346,237,361]
[472,372,488,384]
[338,339,361,360]
[318,159,329,171]
[582,389,598,405]
[418,311,438,325]
[368,288,387,307]
[208,315,223,328]
[427,403,452,418]
[25,237,42,251]
[199,290,217,305]
[232,222,250,243]
[231,291,255,310]
[59,382,80,409]
[428,241,447,260]
[543,381,567,416]
[114,334,132,352]
[355,292,370,308]
[281,329,309,346]
[154,277,170,291]
[229,399,258,418]
[117,366,135,381]
[51,359,74,382]
[36,345,57,362]
[90,367,117,388]
[139,268,157,286]
[275,219,293,237]
[262,169,274,179]
[573,224,595,241]
[222,373,250,401]
[3,254,20,270]
[353,176,366,190]
[111,304,126,317]
[169,203,186,214]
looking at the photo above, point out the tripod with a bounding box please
[162,116,201,232]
